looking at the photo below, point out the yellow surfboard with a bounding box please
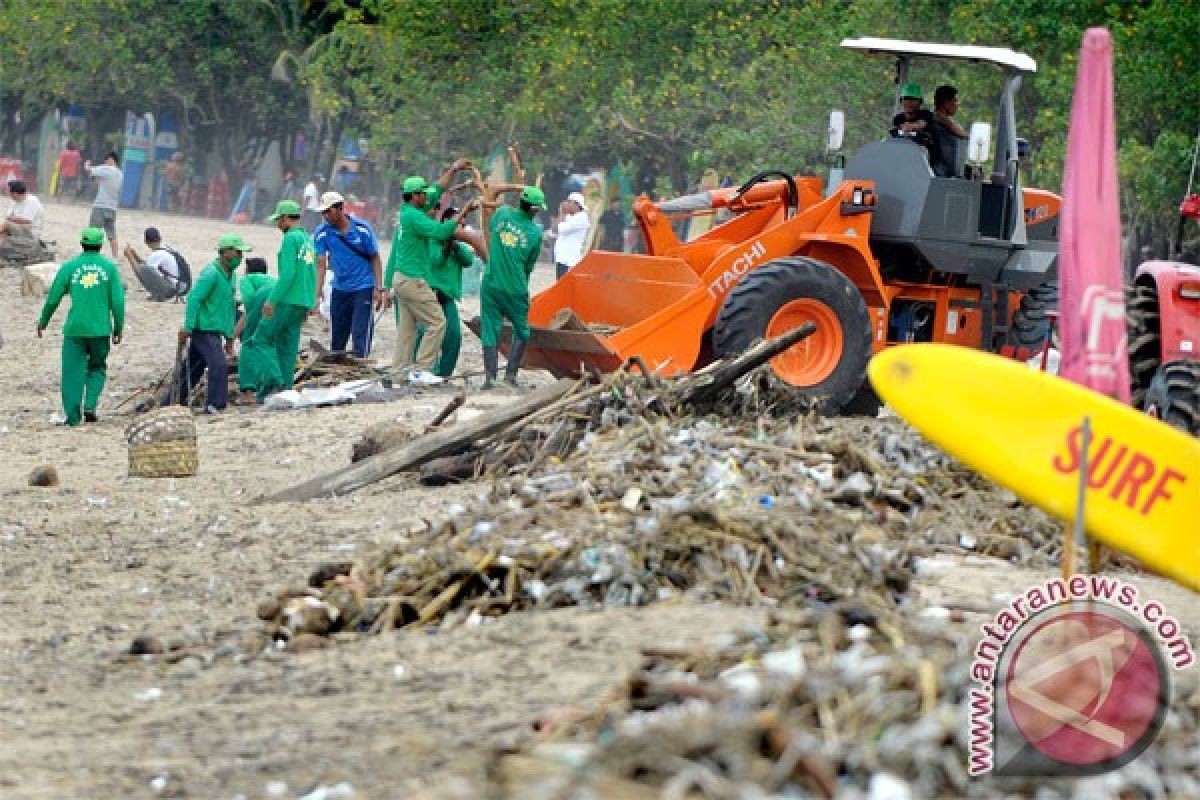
[868,344,1200,590]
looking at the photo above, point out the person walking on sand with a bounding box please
[85,152,123,260]
[241,200,317,398]
[175,234,250,414]
[36,227,125,426]
[480,186,545,389]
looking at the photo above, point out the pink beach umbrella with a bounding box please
[1058,27,1130,402]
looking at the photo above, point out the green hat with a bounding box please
[217,233,252,252]
[520,186,547,210]
[424,185,443,209]
[268,199,302,220]
[80,227,105,246]
[900,82,923,100]
[402,175,430,194]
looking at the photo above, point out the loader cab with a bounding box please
[839,37,1057,291]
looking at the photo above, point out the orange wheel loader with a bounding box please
[479,39,1061,413]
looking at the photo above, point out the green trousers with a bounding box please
[479,284,530,347]
[243,302,306,400]
[61,335,110,426]
[413,296,461,378]
[270,303,307,389]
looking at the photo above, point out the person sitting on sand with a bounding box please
[124,227,188,302]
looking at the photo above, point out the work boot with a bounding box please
[504,339,527,388]
[482,346,500,390]
[83,410,99,423]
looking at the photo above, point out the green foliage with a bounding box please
[1,0,1194,237]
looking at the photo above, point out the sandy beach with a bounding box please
[0,199,1195,799]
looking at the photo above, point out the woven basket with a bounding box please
[126,406,196,446]
[129,440,199,478]
[126,407,198,478]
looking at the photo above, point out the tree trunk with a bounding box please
[262,378,581,502]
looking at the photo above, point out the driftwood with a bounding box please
[674,322,817,403]
[265,325,817,503]
[263,377,582,503]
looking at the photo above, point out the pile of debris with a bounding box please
[414,604,1199,799]
[254,334,1064,643]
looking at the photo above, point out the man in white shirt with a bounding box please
[85,152,124,259]
[4,180,45,239]
[301,173,323,232]
[551,191,591,279]
[124,227,186,302]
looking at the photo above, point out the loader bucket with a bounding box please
[469,250,714,378]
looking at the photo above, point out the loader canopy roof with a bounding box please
[840,37,1037,73]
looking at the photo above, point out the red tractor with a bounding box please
[1126,186,1200,436]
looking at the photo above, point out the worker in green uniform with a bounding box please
[416,203,485,377]
[391,183,444,352]
[36,226,125,425]
[175,233,249,412]
[386,175,478,384]
[233,273,277,404]
[254,199,317,393]
[480,186,545,389]
[239,256,273,311]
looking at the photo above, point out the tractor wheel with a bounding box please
[1125,282,1161,409]
[1144,361,1200,437]
[1008,280,1059,350]
[712,257,872,414]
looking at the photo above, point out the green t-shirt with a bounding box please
[387,203,458,285]
[427,240,474,301]
[241,278,277,341]
[271,225,317,309]
[184,260,237,338]
[38,252,125,338]
[483,205,543,294]
[239,272,273,304]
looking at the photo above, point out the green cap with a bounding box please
[424,185,443,209]
[217,233,252,252]
[80,227,105,246]
[520,186,547,210]
[268,199,302,220]
[900,82,922,100]
[402,175,430,194]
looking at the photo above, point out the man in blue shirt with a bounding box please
[313,191,385,357]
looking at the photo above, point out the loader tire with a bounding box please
[1144,361,1200,437]
[1125,281,1161,409]
[1008,280,1059,350]
[713,257,872,414]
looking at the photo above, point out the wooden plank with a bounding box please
[261,377,580,503]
